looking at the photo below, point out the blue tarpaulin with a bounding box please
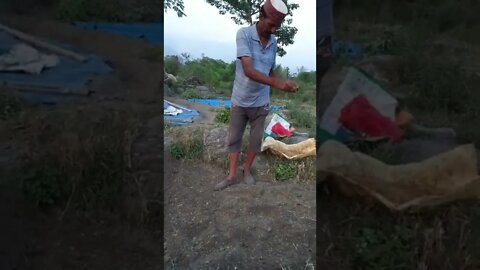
[187,98,231,107]
[187,98,283,111]
[164,100,200,125]
[73,22,163,45]
[0,31,113,104]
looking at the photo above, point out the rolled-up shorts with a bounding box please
[227,103,269,153]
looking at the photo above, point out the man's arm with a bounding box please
[240,56,279,88]
[240,57,298,92]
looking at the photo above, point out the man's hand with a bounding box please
[239,57,299,92]
[274,79,299,92]
[285,80,299,92]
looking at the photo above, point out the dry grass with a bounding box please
[164,125,206,160]
[316,176,480,269]
[12,103,139,217]
[165,124,316,183]
[267,155,316,183]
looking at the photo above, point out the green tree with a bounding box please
[178,56,234,89]
[165,0,186,17]
[205,0,299,56]
[164,55,182,76]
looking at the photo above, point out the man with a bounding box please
[214,0,299,191]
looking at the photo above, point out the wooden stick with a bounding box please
[0,23,88,62]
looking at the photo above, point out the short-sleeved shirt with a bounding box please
[231,24,277,108]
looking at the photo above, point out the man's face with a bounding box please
[259,16,281,39]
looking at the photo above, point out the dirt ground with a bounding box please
[164,149,316,269]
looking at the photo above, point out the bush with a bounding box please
[215,106,230,124]
[296,70,316,84]
[169,138,203,160]
[286,101,315,132]
[273,162,296,181]
[181,89,202,99]
[165,55,182,76]
[169,143,186,159]
[179,57,235,89]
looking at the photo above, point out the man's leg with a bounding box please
[243,105,269,184]
[214,104,248,190]
[243,151,256,176]
[227,152,239,181]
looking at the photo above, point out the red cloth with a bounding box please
[271,122,292,137]
[339,95,404,142]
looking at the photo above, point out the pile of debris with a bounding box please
[163,99,199,125]
[318,67,455,145]
[317,65,480,210]
[0,22,111,104]
[261,112,315,160]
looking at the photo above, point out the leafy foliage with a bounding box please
[169,143,186,159]
[165,55,182,76]
[215,106,231,124]
[179,56,235,89]
[286,101,315,132]
[270,65,316,108]
[205,0,299,56]
[164,0,186,17]
[273,161,296,181]
[295,68,315,84]
[169,138,203,160]
[181,89,203,99]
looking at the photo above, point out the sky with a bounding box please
[164,0,316,72]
